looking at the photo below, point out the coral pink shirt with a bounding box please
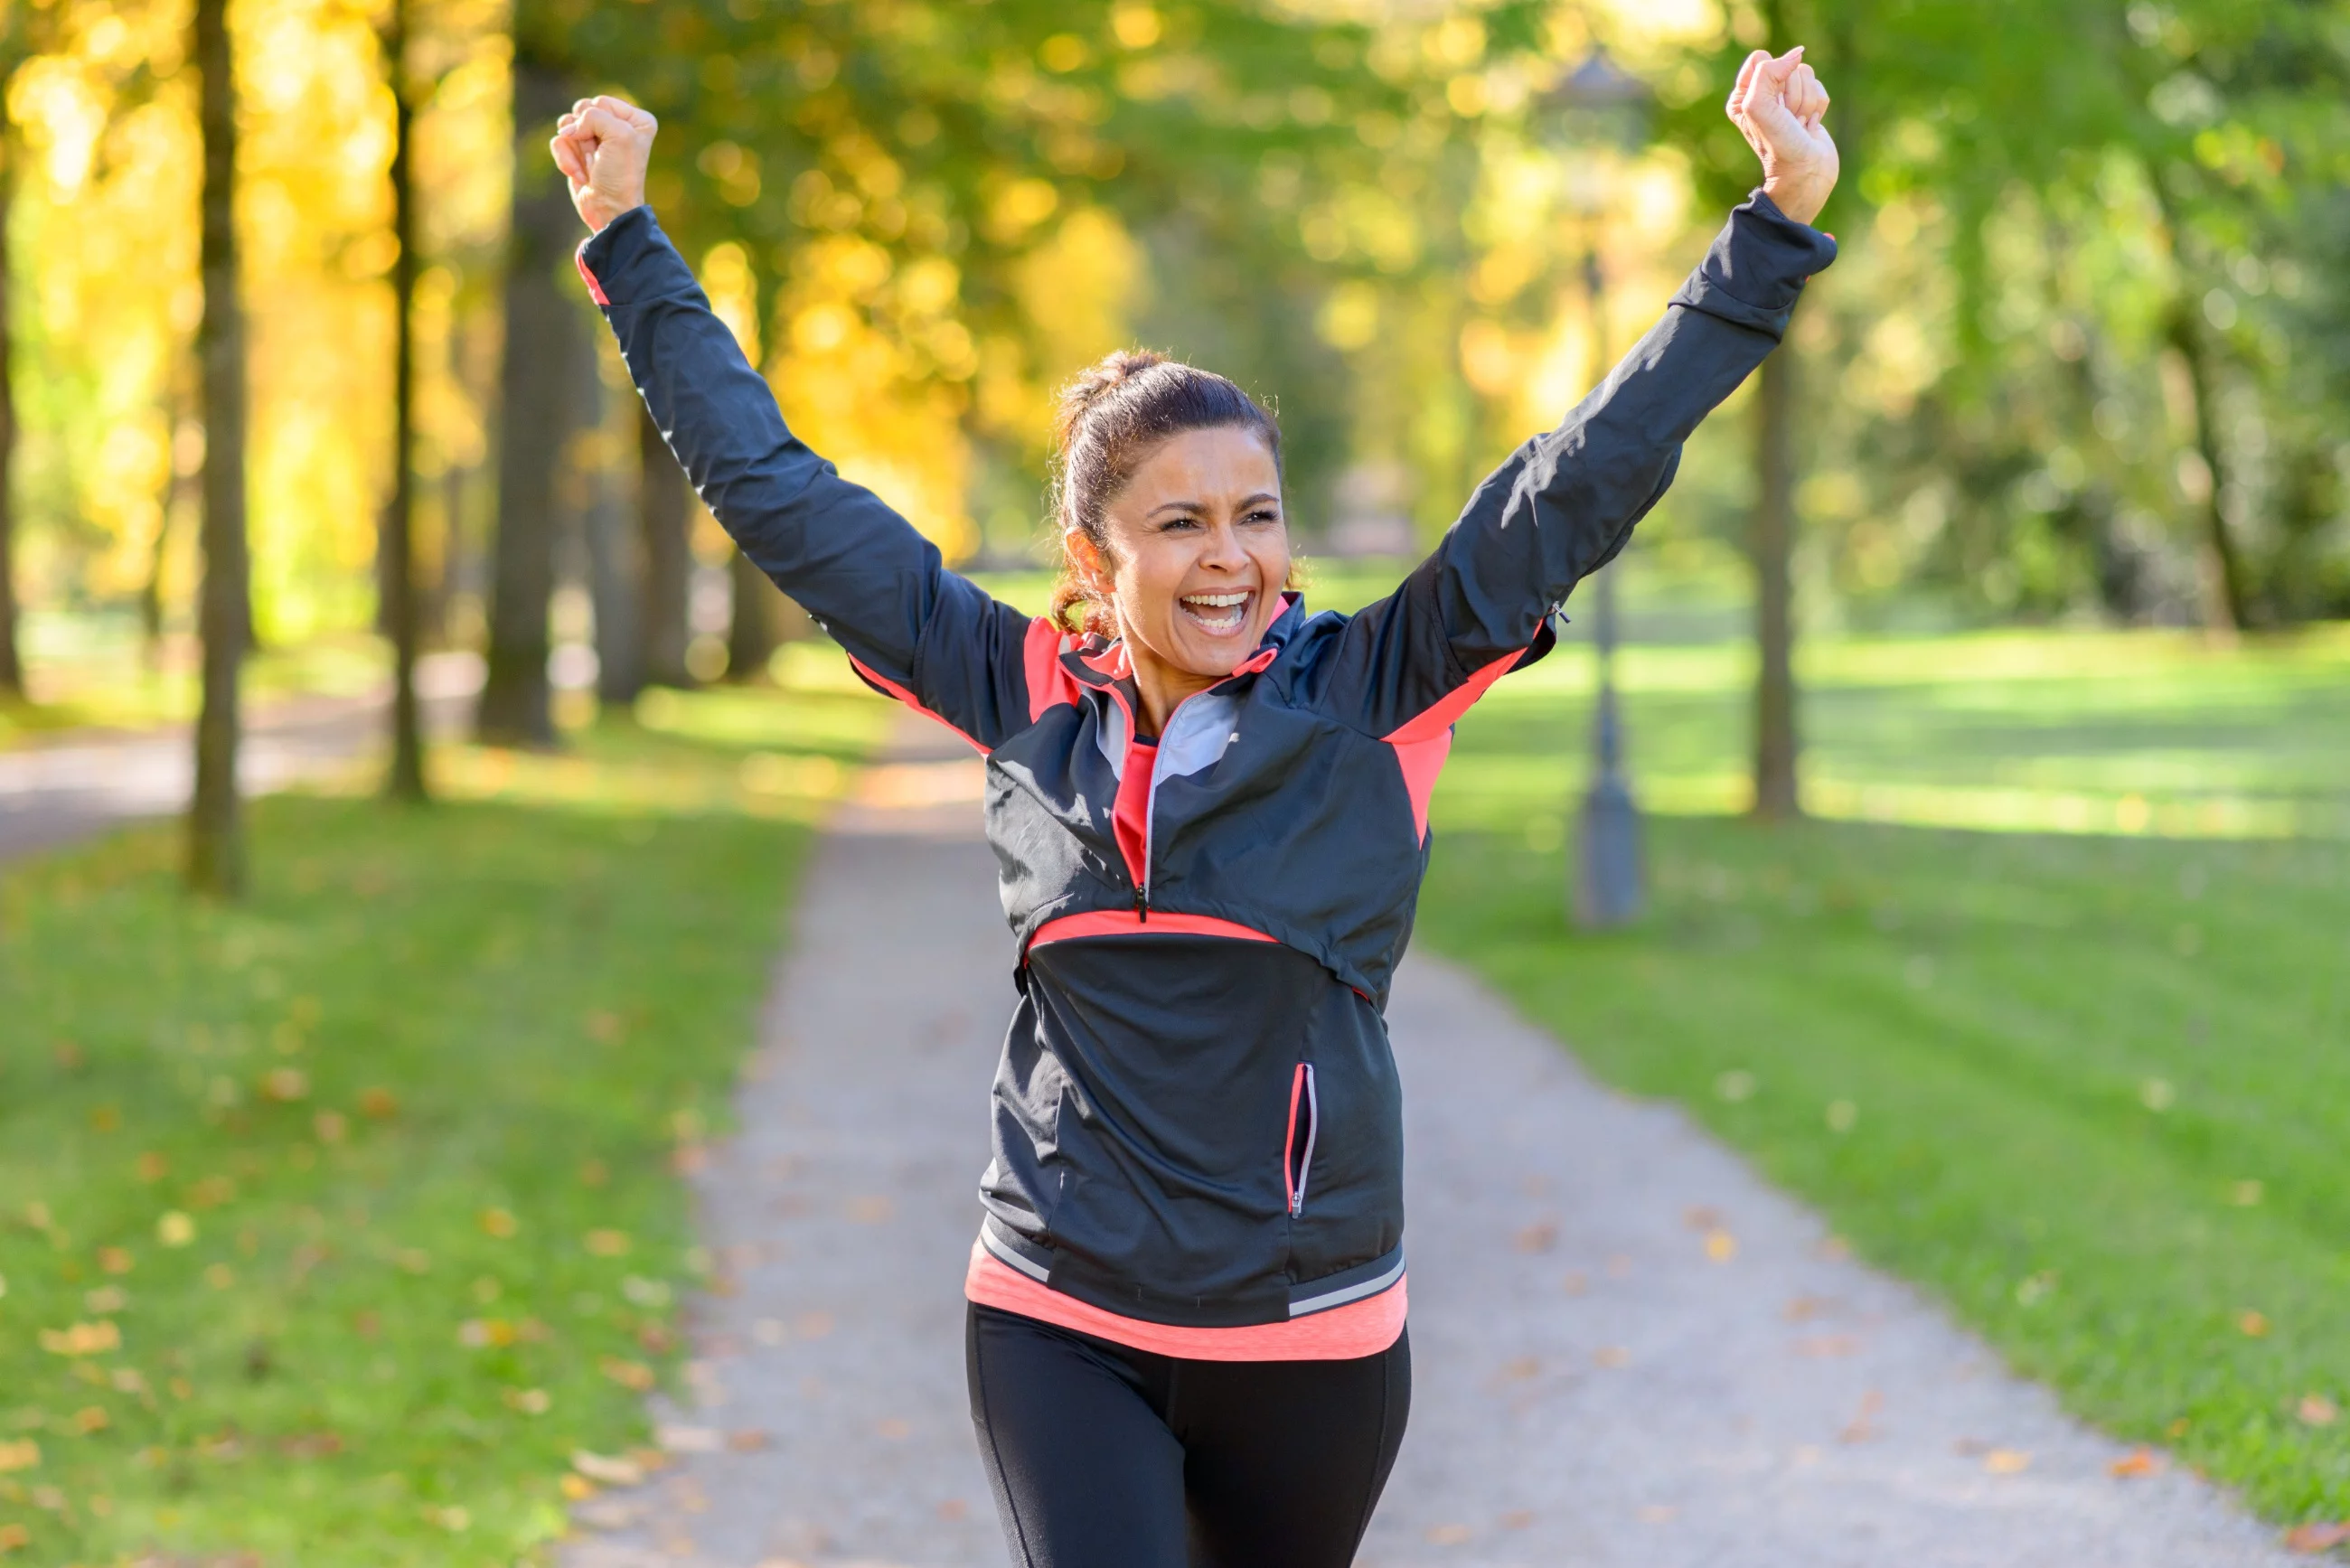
[964,1241,1407,1362]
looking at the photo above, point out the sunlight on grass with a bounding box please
[0,677,888,1564]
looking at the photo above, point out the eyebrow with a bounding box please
[1147,493,1283,519]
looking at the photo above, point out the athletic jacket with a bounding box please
[579,192,1835,1350]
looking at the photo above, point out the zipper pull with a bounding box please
[1134,885,1150,922]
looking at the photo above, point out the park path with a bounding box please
[0,655,478,860]
[562,715,2303,1568]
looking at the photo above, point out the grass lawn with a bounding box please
[1405,578,2350,1526]
[0,662,888,1565]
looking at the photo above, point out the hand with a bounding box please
[550,95,657,233]
[1725,47,1838,227]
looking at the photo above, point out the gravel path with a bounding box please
[0,656,476,860]
[562,718,2301,1568]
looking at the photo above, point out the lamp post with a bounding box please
[1544,48,1650,930]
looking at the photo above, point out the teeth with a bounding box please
[1181,593,1249,607]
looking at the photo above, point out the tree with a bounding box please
[0,130,22,700]
[725,549,776,683]
[475,49,581,746]
[637,409,693,689]
[381,0,428,798]
[188,0,249,896]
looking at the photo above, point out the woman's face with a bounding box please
[1072,426,1291,683]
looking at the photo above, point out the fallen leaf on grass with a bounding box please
[572,1450,644,1488]
[136,1152,168,1182]
[97,1248,133,1275]
[156,1212,195,1247]
[560,1473,597,1501]
[422,1504,471,1532]
[1984,1449,2032,1475]
[277,1432,343,1458]
[0,1441,37,1473]
[585,1229,631,1257]
[2298,1394,2339,1428]
[39,1322,120,1357]
[0,1523,26,1552]
[2239,1310,2271,1338]
[259,1068,310,1103]
[478,1208,518,1239]
[2110,1448,2165,1478]
[359,1087,399,1120]
[600,1357,655,1392]
[2285,1523,2350,1554]
[503,1387,551,1415]
[70,1406,108,1434]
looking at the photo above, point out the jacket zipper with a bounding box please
[1089,639,1277,920]
[1283,1063,1319,1218]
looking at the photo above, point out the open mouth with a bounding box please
[1177,590,1253,636]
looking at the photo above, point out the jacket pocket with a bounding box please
[1283,1063,1319,1219]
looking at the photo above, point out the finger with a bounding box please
[1726,49,1767,115]
[1757,45,1801,97]
[550,134,586,185]
[581,103,636,145]
[595,94,657,132]
[1788,64,1822,120]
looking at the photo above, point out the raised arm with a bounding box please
[1320,48,1839,741]
[552,99,1034,751]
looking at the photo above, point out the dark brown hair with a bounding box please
[1048,350,1286,638]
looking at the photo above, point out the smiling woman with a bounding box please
[550,48,1840,1564]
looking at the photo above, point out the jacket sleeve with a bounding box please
[1320,192,1838,742]
[578,206,1036,752]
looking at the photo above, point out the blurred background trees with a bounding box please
[1,0,2346,823]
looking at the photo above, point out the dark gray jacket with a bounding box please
[580,193,1835,1329]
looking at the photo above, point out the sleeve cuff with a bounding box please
[575,205,676,308]
[1668,189,1839,341]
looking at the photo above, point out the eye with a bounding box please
[1157,514,1201,532]
[1243,507,1282,526]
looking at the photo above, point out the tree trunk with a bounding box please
[1750,344,1801,822]
[188,0,249,896]
[475,53,578,746]
[2168,304,2251,635]
[638,406,695,687]
[0,133,24,700]
[585,366,645,705]
[726,548,778,682]
[381,0,427,799]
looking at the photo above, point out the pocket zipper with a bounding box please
[1283,1063,1319,1219]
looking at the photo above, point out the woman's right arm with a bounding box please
[557,100,1034,751]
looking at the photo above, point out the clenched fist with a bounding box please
[1726,47,1838,227]
[550,95,657,233]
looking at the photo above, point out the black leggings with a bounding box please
[965,1303,1410,1567]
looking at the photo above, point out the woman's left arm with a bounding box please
[1321,50,1838,740]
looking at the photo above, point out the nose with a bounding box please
[1199,519,1249,572]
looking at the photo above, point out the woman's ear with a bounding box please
[1065,530,1110,600]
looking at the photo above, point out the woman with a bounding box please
[553,46,1837,1567]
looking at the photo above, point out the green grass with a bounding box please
[1412,597,2350,1526]
[0,671,889,1565]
